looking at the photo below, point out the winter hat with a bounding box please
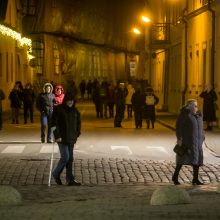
[63,92,76,103]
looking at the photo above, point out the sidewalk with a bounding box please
[157,112,220,157]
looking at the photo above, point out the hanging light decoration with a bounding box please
[0,24,33,59]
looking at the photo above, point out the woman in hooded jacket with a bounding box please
[54,85,65,106]
[172,99,204,185]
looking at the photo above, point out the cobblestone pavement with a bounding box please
[0,156,219,186]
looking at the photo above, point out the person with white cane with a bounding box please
[51,92,81,186]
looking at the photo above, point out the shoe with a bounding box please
[172,177,180,185]
[52,174,62,185]
[67,179,81,186]
[192,180,204,185]
[41,139,45,143]
[47,140,53,143]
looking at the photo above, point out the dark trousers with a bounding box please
[114,105,125,127]
[52,143,74,183]
[108,102,114,118]
[24,104,34,123]
[134,109,143,128]
[173,164,200,181]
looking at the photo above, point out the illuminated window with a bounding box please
[53,44,60,74]
[22,0,36,16]
[32,40,44,74]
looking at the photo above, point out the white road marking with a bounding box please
[2,145,26,154]
[111,145,132,155]
[40,144,59,154]
[145,146,169,154]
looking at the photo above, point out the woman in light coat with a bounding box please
[172,99,204,185]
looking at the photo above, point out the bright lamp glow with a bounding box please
[133,28,141,34]
[142,16,151,23]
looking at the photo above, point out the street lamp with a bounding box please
[141,15,151,23]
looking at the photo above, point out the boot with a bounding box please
[172,164,182,185]
[192,165,204,185]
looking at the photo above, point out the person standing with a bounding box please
[200,84,218,131]
[131,88,145,129]
[114,82,128,128]
[172,99,204,185]
[79,80,86,100]
[144,87,159,129]
[125,83,135,119]
[0,89,5,130]
[52,92,81,186]
[23,83,35,124]
[36,83,56,143]
[9,84,22,124]
[54,85,65,106]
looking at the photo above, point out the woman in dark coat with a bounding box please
[200,84,217,131]
[172,99,204,185]
[52,92,81,186]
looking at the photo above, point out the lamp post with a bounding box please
[132,15,151,83]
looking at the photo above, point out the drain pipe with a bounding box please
[208,0,215,85]
[181,2,188,106]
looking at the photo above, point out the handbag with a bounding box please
[173,144,187,156]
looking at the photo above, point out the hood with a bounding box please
[43,83,53,93]
[54,85,64,96]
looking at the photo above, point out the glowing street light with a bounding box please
[133,28,141,35]
[142,15,151,23]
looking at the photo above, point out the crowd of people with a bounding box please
[0,80,218,186]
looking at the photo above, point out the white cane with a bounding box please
[48,141,55,187]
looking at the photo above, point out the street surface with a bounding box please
[1,101,220,220]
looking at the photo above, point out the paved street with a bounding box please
[0,101,220,219]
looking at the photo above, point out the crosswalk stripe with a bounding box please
[1,145,26,154]
[40,144,59,154]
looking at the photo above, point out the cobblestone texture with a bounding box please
[0,157,219,185]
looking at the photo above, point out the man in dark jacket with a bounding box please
[36,83,56,143]
[172,99,204,185]
[52,92,81,186]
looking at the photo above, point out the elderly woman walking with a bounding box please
[172,99,204,185]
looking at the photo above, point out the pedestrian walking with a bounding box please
[36,83,56,143]
[54,85,65,106]
[172,99,204,185]
[92,81,101,118]
[125,83,135,119]
[131,88,145,128]
[114,82,128,128]
[9,84,22,124]
[22,82,35,124]
[199,84,218,131]
[0,88,5,130]
[79,80,86,100]
[52,92,81,186]
[143,87,159,129]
